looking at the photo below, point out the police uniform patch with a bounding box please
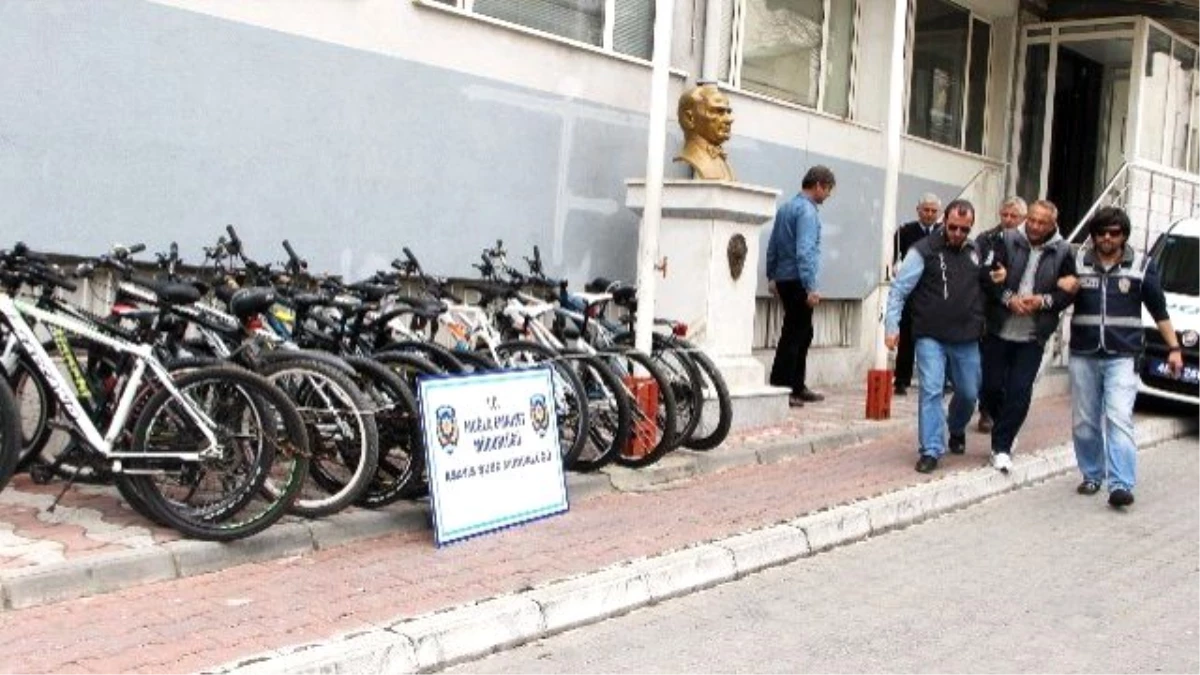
[1118,278,1131,293]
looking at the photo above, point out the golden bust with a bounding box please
[674,83,735,181]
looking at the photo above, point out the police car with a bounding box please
[1139,217,1199,406]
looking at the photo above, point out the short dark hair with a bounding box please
[1086,206,1131,238]
[943,198,976,224]
[801,165,836,190]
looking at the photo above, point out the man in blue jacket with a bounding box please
[1069,206,1183,508]
[766,165,835,407]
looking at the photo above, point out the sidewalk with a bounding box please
[0,372,1192,674]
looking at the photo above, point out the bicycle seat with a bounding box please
[228,287,277,319]
[148,280,202,306]
[345,281,394,302]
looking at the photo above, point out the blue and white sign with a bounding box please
[418,367,568,546]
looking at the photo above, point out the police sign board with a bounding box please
[418,367,568,546]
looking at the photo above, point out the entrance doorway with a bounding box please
[1011,22,1135,235]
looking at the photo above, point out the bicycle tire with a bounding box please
[376,340,466,374]
[0,377,23,493]
[677,344,733,451]
[342,356,423,508]
[492,340,589,467]
[560,351,631,472]
[258,357,380,519]
[597,348,679,468]
[120,366,311,541]
[372,351,444,499]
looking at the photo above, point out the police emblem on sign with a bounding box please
[1118,278,1131,293]
[530,394,550,437]
[435,405,459,453]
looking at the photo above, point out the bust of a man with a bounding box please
[674,83,735,181]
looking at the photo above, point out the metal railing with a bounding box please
[1065,159,1200,254]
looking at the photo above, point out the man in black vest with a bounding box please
[891,193,942,396]
[885,199,1003,474]
[979,199,1076,474]
[1069,207,1182,508]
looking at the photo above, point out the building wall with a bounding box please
[0,0,1025,388]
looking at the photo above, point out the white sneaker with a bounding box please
[992,452,1013,474]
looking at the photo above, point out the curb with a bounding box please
[0,372,1073,612]
[208,414,1195,675]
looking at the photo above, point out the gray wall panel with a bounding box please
[0,1,961,300]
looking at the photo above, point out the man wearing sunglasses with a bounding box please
[1069,206,1183,509]
[885,199,1004,473]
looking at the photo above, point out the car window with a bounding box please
[1155,235,1199,296]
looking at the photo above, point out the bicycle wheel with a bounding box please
[119,366,310,541]
[6,354,55,471]
[342,356,423,508]
[648,344,704,447]
[373,351,444,499]
[0,378,22,493]
[599,348,679,468]
[493,340,589,467]
[258,357,379,519]
[376,340,466,374]
[678,344,733,451]
[560,351,631,472]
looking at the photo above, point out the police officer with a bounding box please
[1069,206,1183,508]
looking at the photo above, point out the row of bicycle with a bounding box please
[0,230,731,541]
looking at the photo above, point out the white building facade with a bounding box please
[0,0,1195,385]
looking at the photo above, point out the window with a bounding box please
[906,0,992,153]
[432,0,655,59]
[719,0,857,117]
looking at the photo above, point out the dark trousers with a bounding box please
[769,279,814,396]
[980,334,1045,454]
[894,304,915,388]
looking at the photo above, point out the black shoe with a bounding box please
[1108,488,1135,507]
[948,432,966,455]
[796,388,825,403]
[1076,480,1101,495]
[788,395,805,408]
[893,384,908,396]
[915,455,938,473]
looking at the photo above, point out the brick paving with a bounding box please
[0,385,1180,673]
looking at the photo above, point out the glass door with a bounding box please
[1010,20,1136,234]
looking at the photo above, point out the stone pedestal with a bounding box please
[625,179,789,431]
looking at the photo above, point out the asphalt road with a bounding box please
[446,436,1200,674]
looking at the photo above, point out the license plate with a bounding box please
[1145,358,1200,384]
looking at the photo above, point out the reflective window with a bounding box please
[433,0,655,59]
[906,0,992,153]
[720,0,857,117]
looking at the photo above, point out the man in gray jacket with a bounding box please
[979,199,1077,473]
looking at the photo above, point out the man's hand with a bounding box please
[1018,295,1043,313]
[1167,350,1184,377]
[885,333,899,350]
[1007,295,1033,315]
[806,291,821,308]
[768,280,778,297]
[1057,275,1080,294]
[989,265,1007,284]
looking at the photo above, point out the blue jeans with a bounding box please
[1069,354,1139,492]
[915,338,981,457]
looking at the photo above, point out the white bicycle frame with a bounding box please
[0,293,219,462]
